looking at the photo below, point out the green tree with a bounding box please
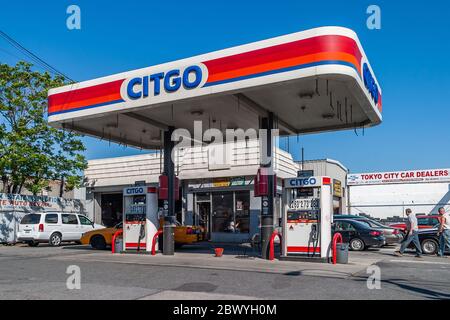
[0,61,87,196]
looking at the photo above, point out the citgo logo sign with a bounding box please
[288,177,317,187]
[363,63,379,105]
[126,64,206,100]
[124,187,145,195]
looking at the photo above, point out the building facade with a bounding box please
[347,168,450,221]
[81,140,348,242]
[82,141,298,242]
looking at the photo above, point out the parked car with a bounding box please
[17,213,105,246]
[80,222,122,249]
[413,225,449,255]
[389,215,441,234]
[335,217,402,245]
[335,214,403,245]
[80,219,203,250]
[332,219,386,251]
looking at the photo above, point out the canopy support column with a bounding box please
[163,127,175,255]
[260,113,275,259]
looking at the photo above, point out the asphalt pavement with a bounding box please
[0,243,449,300]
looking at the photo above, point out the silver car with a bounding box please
[356,218,403,245]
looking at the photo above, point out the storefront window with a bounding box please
[212,192,233,233]
[234,191,250,233]
[210,190,251,234]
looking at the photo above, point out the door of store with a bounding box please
[101,193,123,227]
[197,202,211,240]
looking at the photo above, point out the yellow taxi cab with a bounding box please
[172,219,204,247]
[80,220,203,250]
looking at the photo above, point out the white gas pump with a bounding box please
[281,176,333,260]
[122,186,159,252]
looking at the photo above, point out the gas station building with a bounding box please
[82,142,296,240]
[79,142,348,243]
[49,26,381,258]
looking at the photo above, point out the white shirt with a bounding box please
[441,212,450,230]
[406,214,418,232]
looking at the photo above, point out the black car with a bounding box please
[334,216,402,245]
[413,226,449,255]
[332,219,386,251]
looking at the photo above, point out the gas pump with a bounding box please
[281,176,333,260]
[122,186,159,252]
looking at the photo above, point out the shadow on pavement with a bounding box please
[377,278,450,300]
[61,244,99,251]
[176,241,264,258]
[59,241,274,257]
[351,270,450,299]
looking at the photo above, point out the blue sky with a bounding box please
[1,1,449,173]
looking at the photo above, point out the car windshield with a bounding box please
[358,220,372,228]
[20,214,41,224]
[367,219,389,228]
[347,219,372,230]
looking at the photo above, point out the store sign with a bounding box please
[230,176,245,186]
[191,177,248,189]
[212,178,230,187]
[333,179,342,197]
[0,193,84,213]
[347,168,450,186]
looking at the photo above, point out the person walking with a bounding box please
[437,207,450,257]
[394,208,422,258]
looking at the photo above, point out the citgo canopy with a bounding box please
[48,27,382,149]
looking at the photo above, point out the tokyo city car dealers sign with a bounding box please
[347,168,450,185]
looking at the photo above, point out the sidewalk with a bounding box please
[50,248,384,279]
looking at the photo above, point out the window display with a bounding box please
[212,192,233,233]
[234,191,250,233]
[210,190,250,234]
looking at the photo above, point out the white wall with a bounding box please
[85,153,162,187]
[84,141,299,188]
[349,182,450,219]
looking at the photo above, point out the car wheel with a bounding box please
[90,235,107,250]
[349,238,365,251]
[421,239,438,255]
[49,233,62,246]
[27,241,39,247]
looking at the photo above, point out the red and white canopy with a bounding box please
[48,26,382,149]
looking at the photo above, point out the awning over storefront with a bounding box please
[48,26,382,149]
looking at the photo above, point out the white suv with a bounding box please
[17,212,104,246]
